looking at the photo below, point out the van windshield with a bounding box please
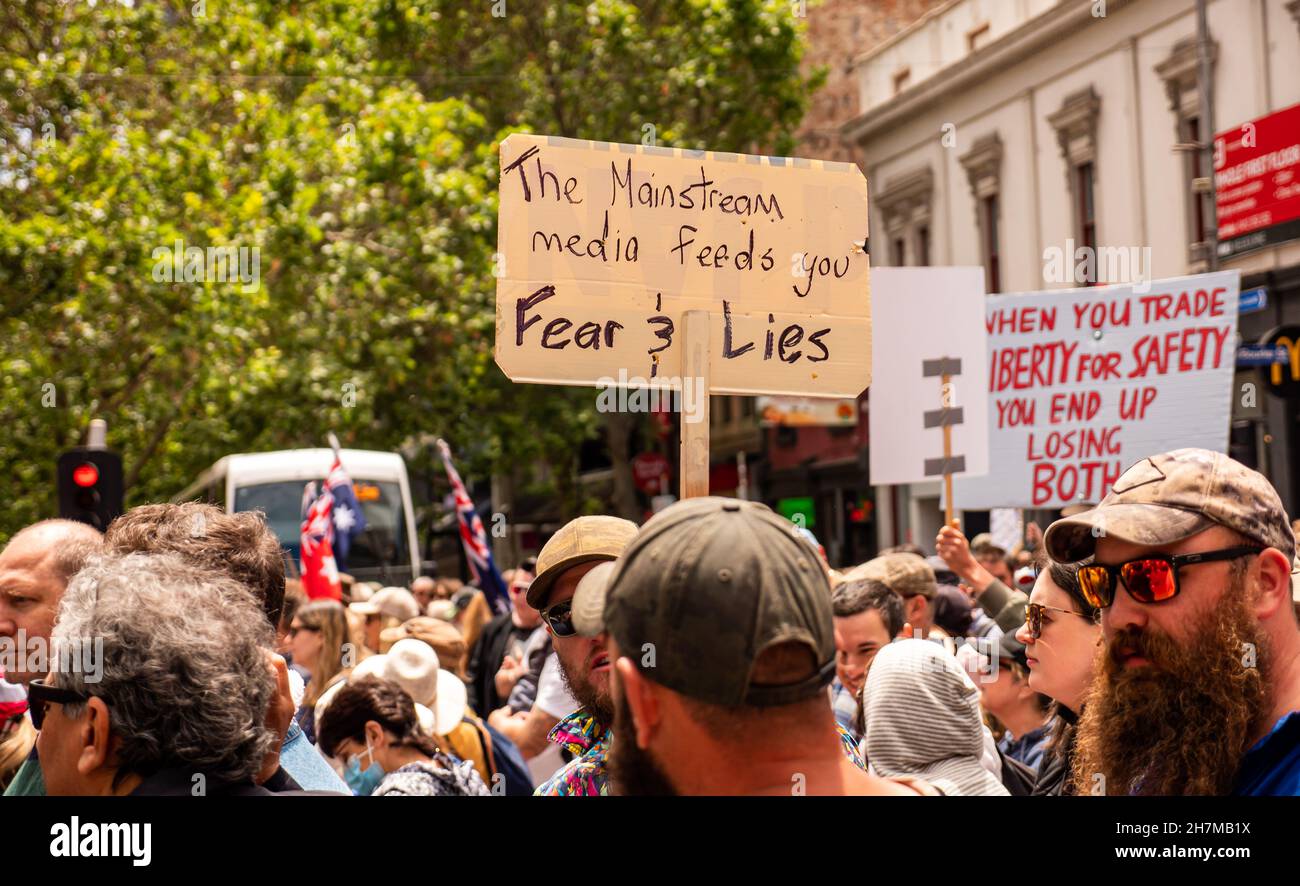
[233,479,408,573]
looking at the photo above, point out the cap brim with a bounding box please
[1044,503,1215,562]
[526,553,617,610]
[572,561,617,637]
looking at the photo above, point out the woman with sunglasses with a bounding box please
[289,599,355,744]
[1013,555,1101,796]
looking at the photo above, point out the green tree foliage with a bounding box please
[0,0,818,543]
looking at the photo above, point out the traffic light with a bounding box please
[57,448,124,530]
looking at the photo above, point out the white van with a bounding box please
[175,449,421,586]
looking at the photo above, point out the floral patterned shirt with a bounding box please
[534,709,612,796]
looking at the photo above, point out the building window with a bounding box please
[1156,37,1218,266]
[967,22,991,53]
[1185,117,1207,244]
[916,225,930,267]
[876,167,933,270]
[959,133,1003,292]
[983,194,1001,293]
[1076,162,1096,284]
[1048,87,1101,274]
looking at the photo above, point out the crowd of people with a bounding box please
[1,447,1298,796]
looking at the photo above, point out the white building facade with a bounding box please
[844,0,1300,550]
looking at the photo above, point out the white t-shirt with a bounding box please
[534,652,578,719]
[525,652,579,784]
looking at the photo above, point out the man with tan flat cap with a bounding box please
[486,514,638,795]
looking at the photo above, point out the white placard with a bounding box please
[952,271,1241,510]
[989,508,1024,553]
[869,267,990,485]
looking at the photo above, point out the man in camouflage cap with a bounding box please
[597,497,928,796]
[1044,448,1300,796]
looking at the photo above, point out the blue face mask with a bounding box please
[343,742,384,796]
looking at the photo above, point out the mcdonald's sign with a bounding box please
[1263,325,1300,399]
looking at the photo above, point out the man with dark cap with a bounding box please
[1045,448,1300,795]
[595,497,928,796]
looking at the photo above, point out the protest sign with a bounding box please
[869,267,990,497]
[493,133,871,398]
[953,271,1241,510]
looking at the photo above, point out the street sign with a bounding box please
[631,452,670,494]
[1215,103,1300,259]
[1239,287,1268,314]
[1236,344,1289,367]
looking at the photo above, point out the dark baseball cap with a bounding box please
[1045,448,1296,564]
[601,497,836,708]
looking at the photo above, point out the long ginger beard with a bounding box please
[1071,572,1270,796]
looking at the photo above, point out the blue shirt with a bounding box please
[280,719,350,793]
[1232,711,1300,796]
[997,723,1050,773]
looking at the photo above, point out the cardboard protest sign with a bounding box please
[868,267,990,487]
[494,134,871,397]
[953,271,1241,510]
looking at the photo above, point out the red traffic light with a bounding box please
[72,463,99,487]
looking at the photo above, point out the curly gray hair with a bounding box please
[52,552,277,786]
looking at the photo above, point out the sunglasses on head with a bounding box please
[540,600,576,638]
[26,678,91,730]
[1077,546,1263,609]
[1024,602,1096,640]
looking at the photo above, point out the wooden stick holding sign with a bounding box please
[922,357,966,526]
[680,310,711,499]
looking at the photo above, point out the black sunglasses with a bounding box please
[27,678,91,730]
[540,600,576,638]
[1077,546,1263,609]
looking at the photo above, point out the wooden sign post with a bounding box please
[680,310,711,498]
[922,356,966,526]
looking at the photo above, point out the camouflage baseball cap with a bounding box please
[527,515,639,610]
[847,552,937,599]
[602,497,836,708]
[1045,448,1296,563]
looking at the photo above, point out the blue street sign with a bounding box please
[1239,287,1268,314]
[1236,344,1289,367]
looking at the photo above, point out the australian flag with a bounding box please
[299,452,368,600]
[325,455,367,572]
[437,439,510,615]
